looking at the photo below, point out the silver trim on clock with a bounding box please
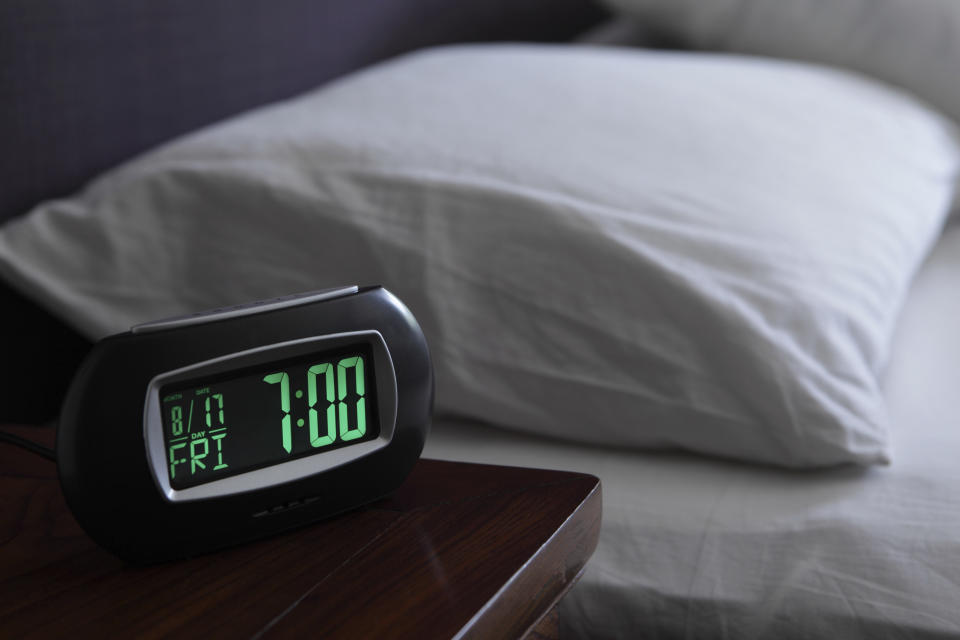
[143,331,398,503]
[131,286,359,334]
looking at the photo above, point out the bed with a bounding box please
[427,219,960,637]
[2,1,960,638]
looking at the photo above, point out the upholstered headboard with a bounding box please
[0,0,607,422]
[0,0,606,223]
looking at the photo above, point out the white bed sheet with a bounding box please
[423,217,960,639]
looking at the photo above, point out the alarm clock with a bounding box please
[57,285,433,564]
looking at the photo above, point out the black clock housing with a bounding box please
[57,286,433,564]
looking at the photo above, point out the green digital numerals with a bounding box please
[264,355,367,455]
[166,394,228,482]
[163,351,369,487]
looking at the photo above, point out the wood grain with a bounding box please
[0,424,600,639]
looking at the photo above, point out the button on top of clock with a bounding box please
[131,286,359,334]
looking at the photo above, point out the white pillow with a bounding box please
[1,45,957,467]
[600,0,960,124]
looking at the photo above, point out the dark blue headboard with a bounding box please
[0,0,606,224]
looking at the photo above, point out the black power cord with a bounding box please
[0,430,57,462]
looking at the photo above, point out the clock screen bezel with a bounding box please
[143,331,398,503]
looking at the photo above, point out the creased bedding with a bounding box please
[425,217,960,639]
[0,45,957,468]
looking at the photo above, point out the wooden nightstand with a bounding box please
[0,424,601,638]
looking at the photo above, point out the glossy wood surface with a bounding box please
[0,424,601,639]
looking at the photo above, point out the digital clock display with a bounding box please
[159,344,379,490]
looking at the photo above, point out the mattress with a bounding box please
[423,216,960,638]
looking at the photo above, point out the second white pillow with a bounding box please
[600,0,960,123]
